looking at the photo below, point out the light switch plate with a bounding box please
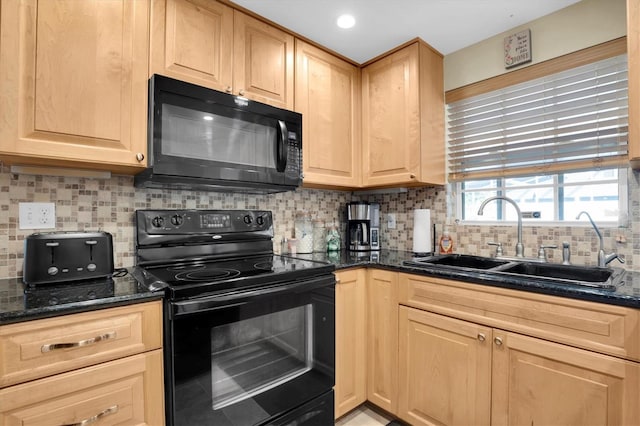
[19,202,56,229]
[387,213,397,229]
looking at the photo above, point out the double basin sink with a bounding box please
[403,254,625,290]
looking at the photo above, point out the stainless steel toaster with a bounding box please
[23,231,114,285]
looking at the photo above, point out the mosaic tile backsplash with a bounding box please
[1,165,638,278]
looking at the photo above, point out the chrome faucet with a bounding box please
[477,196,524,258]
[576,211,624,267]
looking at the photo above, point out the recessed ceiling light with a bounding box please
[203,115,213,121]
[336,14,355,29]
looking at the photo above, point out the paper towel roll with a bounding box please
[412,209,432,254]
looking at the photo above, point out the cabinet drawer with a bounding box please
[0,349,164,426]
[0,301,162,387]
[399,273,640,361]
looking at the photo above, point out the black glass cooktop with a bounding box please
[136,255,335,300]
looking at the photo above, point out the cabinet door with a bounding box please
[0,0,149,173]
[398,306,492,426]
[233,11,294,109]
[150,0,233,91]
[362,43,420,186]
[492,331,640,426]
[367,269,399,414]
[0,350,164,426]
[295,40,362,188]
[628,0,640,165]
[335,269,367,419]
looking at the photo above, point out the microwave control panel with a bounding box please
[286,130,302,179]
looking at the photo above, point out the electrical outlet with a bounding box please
[19,202,56,230]
[387,213,397,229]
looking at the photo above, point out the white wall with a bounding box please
[444,0,626,91]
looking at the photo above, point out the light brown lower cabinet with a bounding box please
[399,306,640,426]
[0,301,164,425]
[491,331,639,426]
[335,269,367,419]
[0,350,164,425]
[398,306,492,426]
[397,273,640,426]
[367,269,399,415]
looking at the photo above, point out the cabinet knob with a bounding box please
[135,153,145,162]
[238,89,245,96]
[409,174,416,179]
[226,86,233,93]
[477,333,486,342]
[494,336,503,346]
[335,278,341,284]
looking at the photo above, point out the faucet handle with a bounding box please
[537,244,557,262]
[487,241,503,257]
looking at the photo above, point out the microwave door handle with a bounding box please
[276,120,288,172]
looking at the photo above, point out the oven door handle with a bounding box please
[171,274,334,317]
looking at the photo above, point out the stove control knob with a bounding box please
[47,266,59,276]
[171,215,184,226]
[243,215,253,225]
[151,216,164,227]
[87,263,97,272]
[256,216,264,226]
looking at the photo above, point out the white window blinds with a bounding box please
[447,54,628,181]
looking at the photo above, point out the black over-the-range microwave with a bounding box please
[135,75,302,193]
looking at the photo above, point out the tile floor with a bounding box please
[335,405,393,426]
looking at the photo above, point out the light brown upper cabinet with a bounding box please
[0,0,149,173]
[151,0,294,110]
[628,0,640,166]
[362,40,445,187]
[295,41,362,188]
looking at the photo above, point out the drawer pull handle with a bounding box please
[61,405,118,426]
[41,331,117,353]
[477,333,486,342]
[494,336,503,346]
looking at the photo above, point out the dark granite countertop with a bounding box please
[291,250,640,309]
[3,250,639,326]
[0,269,162,325]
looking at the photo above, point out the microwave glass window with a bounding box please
[210,305,312,410]
[162,104,276,168]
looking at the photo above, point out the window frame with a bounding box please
[455,168,628,227]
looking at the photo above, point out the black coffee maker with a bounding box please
[346,202,380,251]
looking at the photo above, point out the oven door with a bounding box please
[165,275,335,426]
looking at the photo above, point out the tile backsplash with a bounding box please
[1,165,638,278]
[0,167,349,278]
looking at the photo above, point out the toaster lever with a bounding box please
[85,240,98,260]
[46,241,58,263]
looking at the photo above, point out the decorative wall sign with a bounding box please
[504,29,532,69]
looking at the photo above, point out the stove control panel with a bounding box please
[136,210,274,246]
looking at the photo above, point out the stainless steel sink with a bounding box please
[404,254,511,270]
[403,254,625,289]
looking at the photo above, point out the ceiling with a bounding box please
[231,0,582,64]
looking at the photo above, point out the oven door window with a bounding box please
[169,284,334,426]
[210,305,311,410]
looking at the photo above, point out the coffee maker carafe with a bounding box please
[346,202,380,251]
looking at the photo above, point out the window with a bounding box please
[447,40,629,226]
[457,168,626,225]
[447,47,628,181]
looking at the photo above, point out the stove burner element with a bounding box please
[168,264,205,271]
[175,268,241,282]
[253,261,274,271]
